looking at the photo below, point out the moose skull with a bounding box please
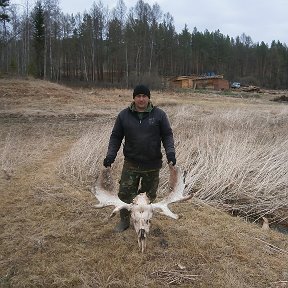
[130,193,153,252]
[92,164,192,252]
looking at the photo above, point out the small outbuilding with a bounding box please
[169,74,229,91]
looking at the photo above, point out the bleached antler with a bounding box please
[91,164,192,252]
[151,164,192,219]
[91,167,131,217]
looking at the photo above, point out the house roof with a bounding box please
[169,75,224,82]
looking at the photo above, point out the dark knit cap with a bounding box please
[133,85,151,98]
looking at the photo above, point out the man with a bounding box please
[103,84,176,232]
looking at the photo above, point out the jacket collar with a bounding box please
[129,101,154,113]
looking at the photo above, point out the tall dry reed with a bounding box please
[56,105,288,222]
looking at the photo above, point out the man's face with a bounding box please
[134,94,149,111]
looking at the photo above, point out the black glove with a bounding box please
[103,156,115,168]
[167,152,176,166]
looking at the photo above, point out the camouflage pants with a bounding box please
[118,160,160,204]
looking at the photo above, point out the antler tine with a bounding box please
[92,167,131,217]
[151,164,192,219]
[162,164,191,203]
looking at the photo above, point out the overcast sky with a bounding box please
[13,0,288,45]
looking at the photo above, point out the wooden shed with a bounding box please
[169,75,229,91]
[168,76,193,88]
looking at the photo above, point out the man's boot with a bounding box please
[114,209,130,232]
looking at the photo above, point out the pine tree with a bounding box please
[0,0,10,38]
[0,0,10,22]
[32,1,45,77]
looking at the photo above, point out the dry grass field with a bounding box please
[0,78,287,287]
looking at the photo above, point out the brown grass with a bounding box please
[0,78,287,287]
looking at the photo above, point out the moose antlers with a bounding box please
[91,164,192,252]
[151,164,191,219]
[92,164,191,218]
[91,167,132,217]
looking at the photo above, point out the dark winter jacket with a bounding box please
[106,103,175,169]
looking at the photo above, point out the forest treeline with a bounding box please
[1,0,288,89]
